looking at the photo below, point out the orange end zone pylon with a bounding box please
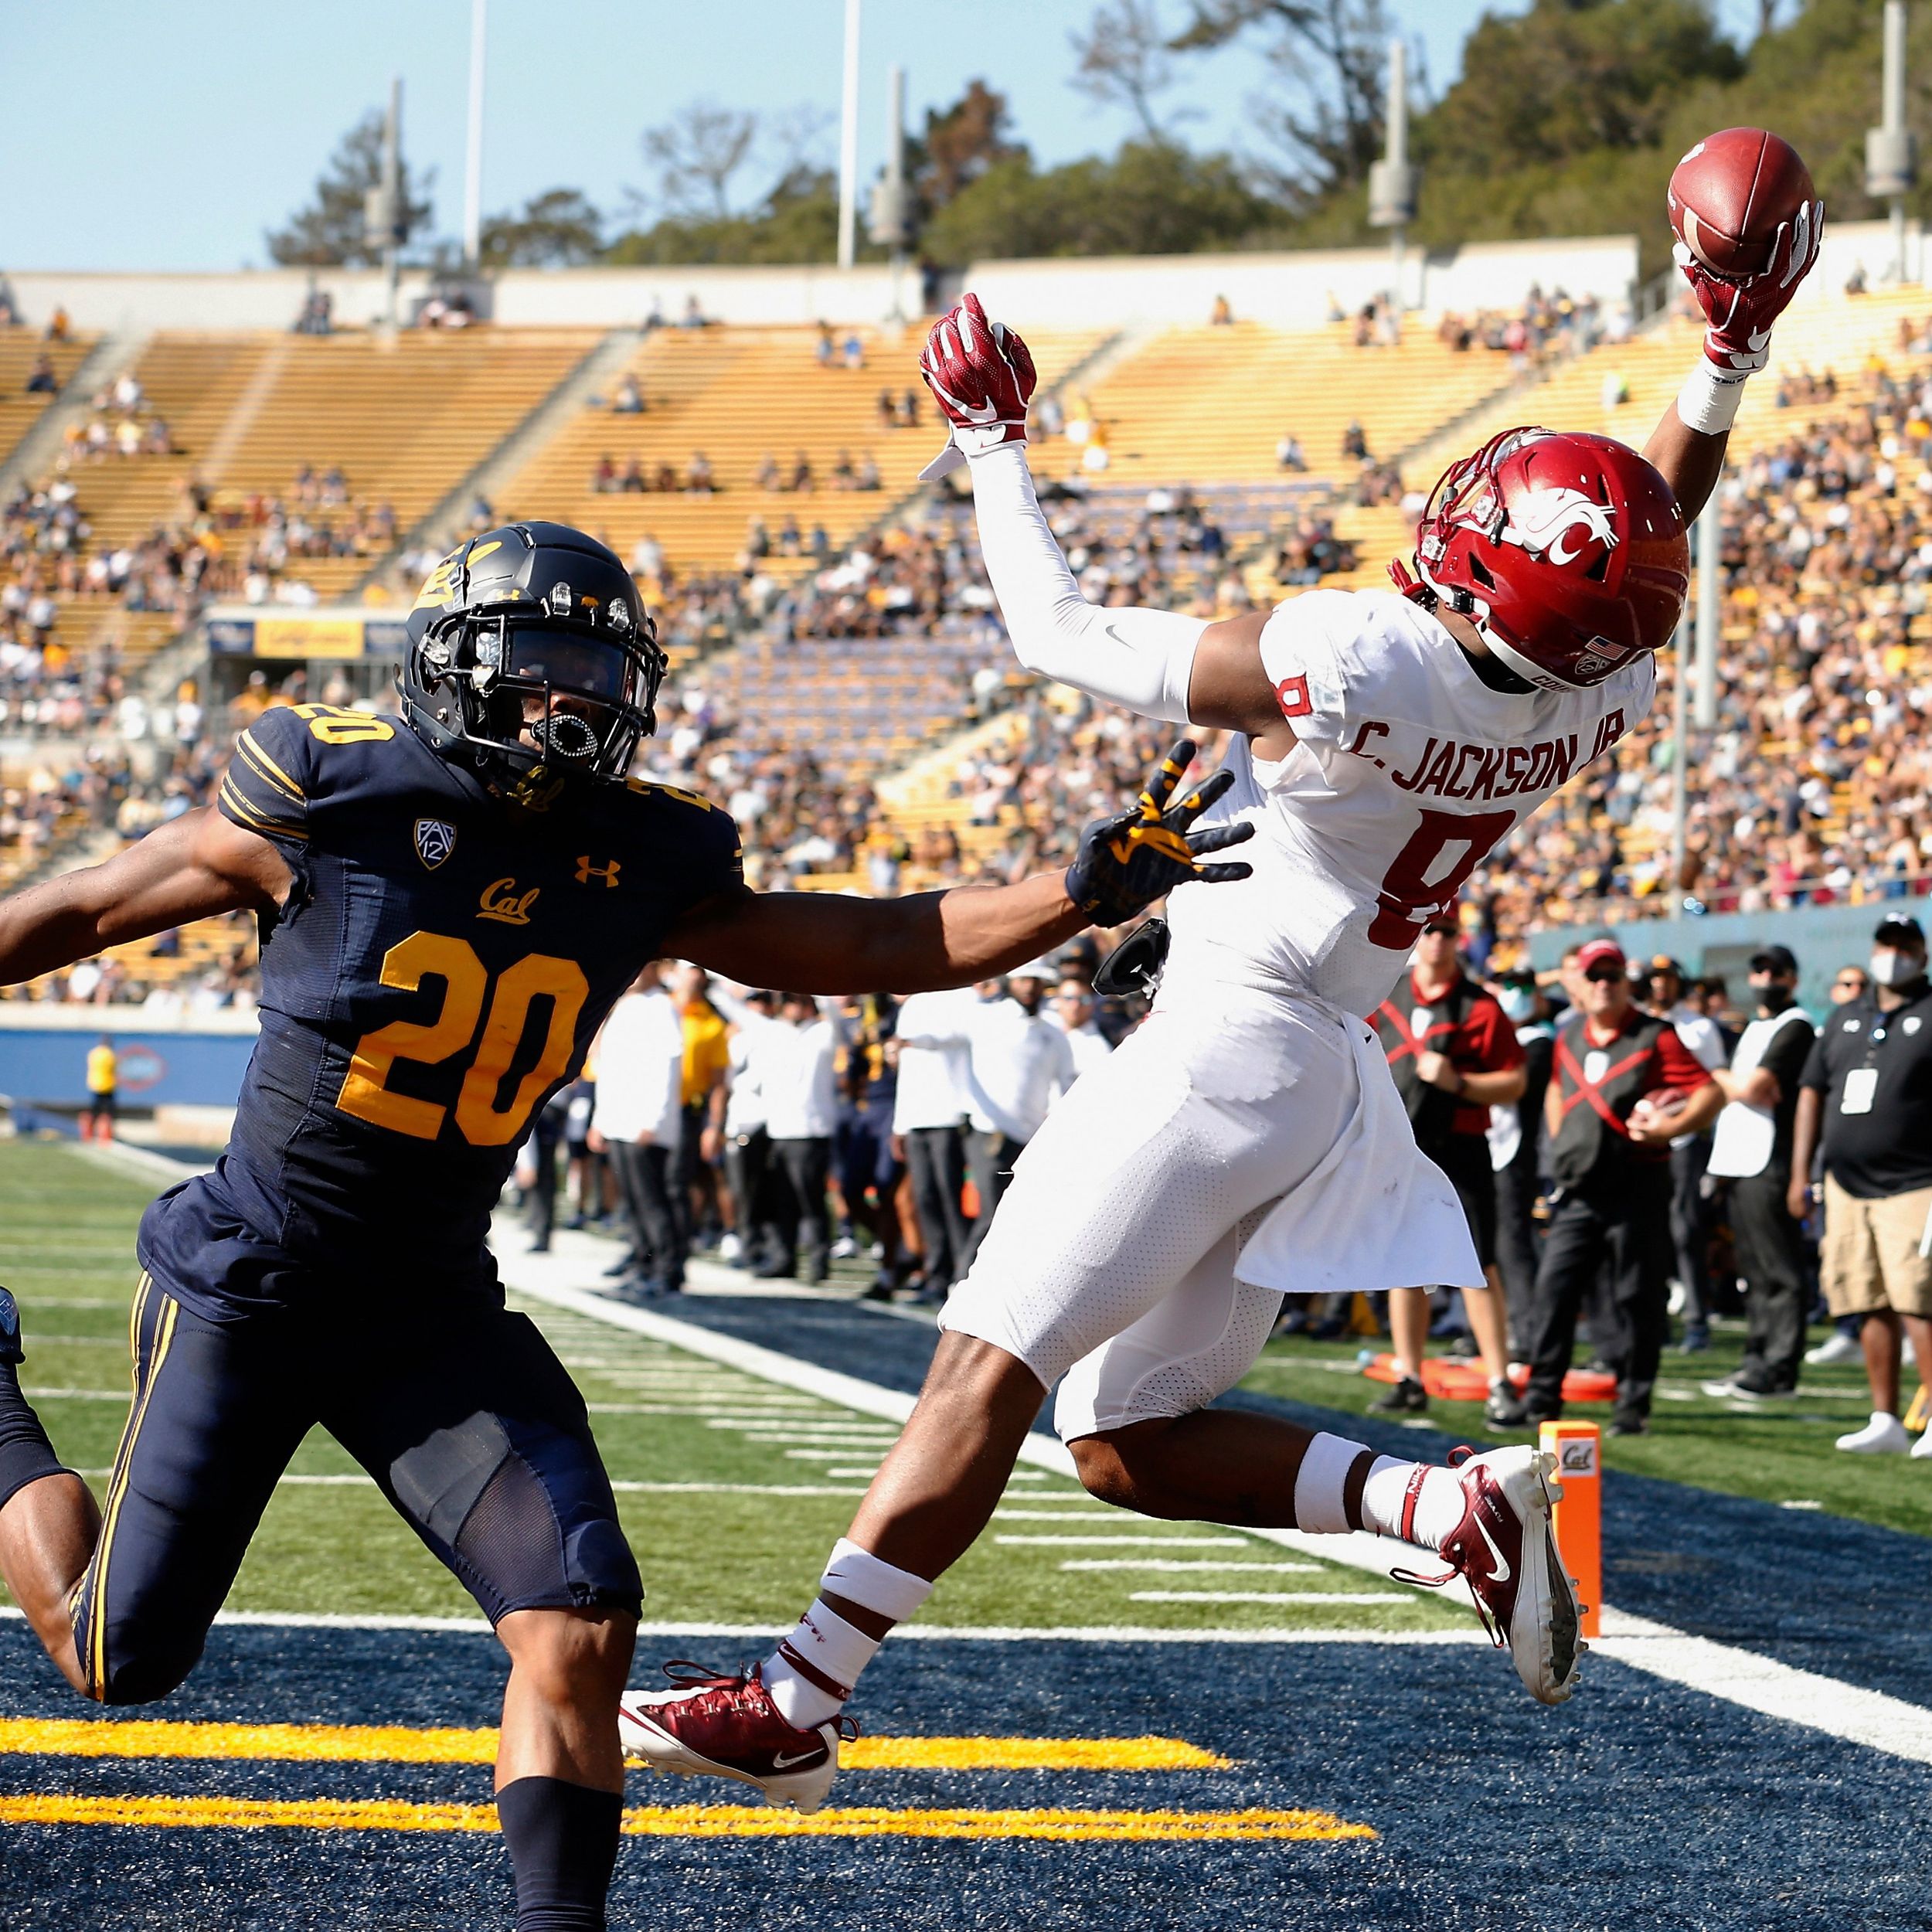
[1539,1419,1601,1641]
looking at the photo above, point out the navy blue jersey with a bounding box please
[138,704,741,1318]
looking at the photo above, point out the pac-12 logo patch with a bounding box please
[414,819,457,869]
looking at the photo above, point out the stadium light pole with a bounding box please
[1694,508,1718,730]
[838,0,862,272]
[464,0,488,274]
[1367,39,1418,325]
[1670,600,1690,908]
[1868,0,1918,283]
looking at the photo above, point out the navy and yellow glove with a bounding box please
[1064,740,1253,928]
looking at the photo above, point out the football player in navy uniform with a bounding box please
[0,523,1250,1932]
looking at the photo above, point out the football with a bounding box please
[1667,127,1816,280]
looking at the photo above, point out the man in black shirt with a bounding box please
[1702,945,1816,1397]
[1792,916,1932,1455]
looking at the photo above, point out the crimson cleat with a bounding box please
[618,1661,853,1814]
[1400,1445,1585,1706]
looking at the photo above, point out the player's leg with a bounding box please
[1604,1168,1674,1429]
[5,1277,313,1702]
[326,1291,641,1932]
[1375,1287,1432,1411]
[1052,1225,1582,1705]
[0,1281,96,1689]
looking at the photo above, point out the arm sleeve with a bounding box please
[1461,996,1527,1074]
[1655,1026,1718,1096]
[219,707,314,856]
[1254,594,1354,750]
[1800,1032,1832,1094]
[1761,1019,1818,1097]
[968,444,1204,723]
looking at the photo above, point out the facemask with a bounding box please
[1869,950,1923,988]
[1498,987,1536,1022]
[1759,984,1794,1012]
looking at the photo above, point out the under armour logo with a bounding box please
[576,855,621,888]
[478,877,540,925]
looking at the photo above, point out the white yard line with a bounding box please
[1131,1590,1413,1606]
[503,1267,1932,1767]
[0,1604,1487,1645]
[1060,1559,1324,1574]
[996,1534,1257,1548]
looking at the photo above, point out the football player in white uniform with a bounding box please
[621,211,1821,1811]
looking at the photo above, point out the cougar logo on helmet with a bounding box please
[1498,488,1619,566]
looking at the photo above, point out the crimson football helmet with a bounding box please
[1391,427,1690,692]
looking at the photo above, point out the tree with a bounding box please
[1422,0,1743,178]
[1071,1,1189,141]
[266,111,435,267]
[913,80,1029,213]
[638,102,759,219]
[920,140,1277,261]
[478,189,604,269]
[604,165,845,266]
[1168,0,1394,207]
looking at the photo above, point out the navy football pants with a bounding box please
[70,1275,641,1705]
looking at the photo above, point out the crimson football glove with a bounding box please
[919,292,1038,480]
[1063,741,1253,928]
[1676,196,1823,376]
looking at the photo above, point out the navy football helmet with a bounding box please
[399,522,667,800]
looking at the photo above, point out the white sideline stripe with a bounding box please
[708,1420,896,1436]
[1132,1591,1413,1606]
[1594,1611,1932,1765]
[0,1604,1486,1646]
[21,1388,132,1402]
[826,1468,884,1478]
[994,1507,1124,1519]
[583,1405,828,1418]
[996,1534,1255,1548]
[507,1275,1081,1472]
[784,1448,886,1462]
[62,1472,878,1498]
[509,1253,1932,1765]
[1060,1560,1324,1574]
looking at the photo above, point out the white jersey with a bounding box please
[1161,589,1655,1019]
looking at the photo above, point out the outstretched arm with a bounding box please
[1644,199,1822,521]
[923,297,1287,746]
[0,807,290,988]
[665,742,1252,995]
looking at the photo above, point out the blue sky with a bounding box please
[3,0,1768,270]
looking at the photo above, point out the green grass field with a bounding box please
[0,1138,1451,1635]
[2,1134,1923,1646]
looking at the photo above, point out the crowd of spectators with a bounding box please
[1464,348,1932,961]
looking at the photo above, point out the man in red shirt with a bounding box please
[1495,937,1723,1436]
[1369,920,1527,1426]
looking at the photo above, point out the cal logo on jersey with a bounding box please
[478,878,540,925]
[414,818,457,870]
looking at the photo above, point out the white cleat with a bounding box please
[1401,1444,1585,1706]
[619,1661,849,1814]
[1836,1413,1911,1454]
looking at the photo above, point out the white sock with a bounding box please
[764,1602,879,1729]
[1360,1457,1465,1552]
[763,1538,934,1730]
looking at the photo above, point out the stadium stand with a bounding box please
[0,331,94,468]
[10,285,1932,1002]
[499,324,1111,583]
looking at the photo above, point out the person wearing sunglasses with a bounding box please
[1493,938,1724,1435]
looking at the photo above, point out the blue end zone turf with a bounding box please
[1,1617,1925,1932]
[665,1289,1932,1706]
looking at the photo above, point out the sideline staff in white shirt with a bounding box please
[759,993,839,1284]
[903,961,1074,1271]
[891,985,978,1297]
[1053,974,1114,1083]
[589,963,688,1292]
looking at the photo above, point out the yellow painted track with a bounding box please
[0,1793,1374,1842]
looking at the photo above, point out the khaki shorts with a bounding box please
[1821,1175,1932,1318]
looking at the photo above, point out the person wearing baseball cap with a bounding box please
[1638,952,1731,1353]
[1792,913,1932,1454]
[1702,944,1816,1399]
[1494,937,1725,1436]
